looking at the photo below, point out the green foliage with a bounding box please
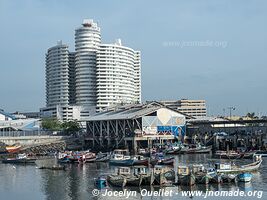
[41,118,62,131]
[41,118,81,134]
[61,120,81,135]
[246,112,259,119]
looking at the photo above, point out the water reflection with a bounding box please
[0,154,266,200]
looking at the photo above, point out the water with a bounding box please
[0,154,266,200]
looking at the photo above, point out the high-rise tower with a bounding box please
[45,41,75,107]
[96,39,141,111]
[75,19,101,106]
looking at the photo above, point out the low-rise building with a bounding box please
[40,105,95,121]
[84,102,189,151]
[160,99,207,118]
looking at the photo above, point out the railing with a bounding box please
[0,130,53,137]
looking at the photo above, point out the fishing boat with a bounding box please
[150,153,175,166]
[180,144,212,154]
[132,155,149,166]
[95,175,108,189]
[213,150,242,159]
[138,148,155,157]
[95,152,111,162]
[164,143,182,154]
[107,174,127,187]
[57,152,72,163]
[153,165,175,186]
[177,166,196,186]
[113,149,130,155]
[118,167,143,186]
[192,164,210,185]
[158,157,175,166]
[109,154,134,166]
[254,151,267,157]
[221,174,237,183]
[126,175,143,186]
[2,153,36,164]
[207,168,222,184]
[133,165,154,185]
[83,152,96,163]
[195,173,210,185]
[237,173,252,182]
[215,156,262,174]
[5,145,21,153]
[241,151,258,159]
[109,167,142,187]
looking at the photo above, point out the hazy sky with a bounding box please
[0,0,266,116]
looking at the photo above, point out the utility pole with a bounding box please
[228,106,236,120]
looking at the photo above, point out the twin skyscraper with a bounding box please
[43,19,141,120]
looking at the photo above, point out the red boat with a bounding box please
[6,145,21,153]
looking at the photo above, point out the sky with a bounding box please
[0,0,266,116]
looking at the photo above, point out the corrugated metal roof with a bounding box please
[83,102,188,121]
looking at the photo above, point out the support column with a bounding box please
[100,121,103,147]
[115,120,118,148]
[123,120,127,147]
[107,121,110,147]
[133,138,138,155]
[92,122,95,148]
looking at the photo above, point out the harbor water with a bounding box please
[0,154,266,200]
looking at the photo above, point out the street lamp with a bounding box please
[228,106,236,120]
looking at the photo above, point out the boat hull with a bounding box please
[125,176,142,186]
[195,173,210,185]
[238,173,252,182]
[133,159,149,166]
[141,174,154,185]
[178,174,196,186]
[107,175,126,187]
[109,159,134,166]
[216,159,262,174]
[6,145,21,153]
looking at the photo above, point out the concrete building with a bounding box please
[42,19,142,121]
[40,105,95,121]
[75,19,101,106]
[134,51,141,103]
[160,99,207,118]
[85,102,187,151]
[45,41,75,107]
[96,39,141,111]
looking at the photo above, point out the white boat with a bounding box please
[215,156,262,174]
[109,154,134,166]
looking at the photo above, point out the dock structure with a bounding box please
[84,102,189,152]
[186,118,267,150]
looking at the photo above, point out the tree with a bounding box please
[41,118,62,131]
[61,120,81,135]
[246,112,258,119]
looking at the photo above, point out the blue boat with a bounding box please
[238,173,253,182]
[58,157,71,163]
[94,175,108,189]
[109,154,135,166]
